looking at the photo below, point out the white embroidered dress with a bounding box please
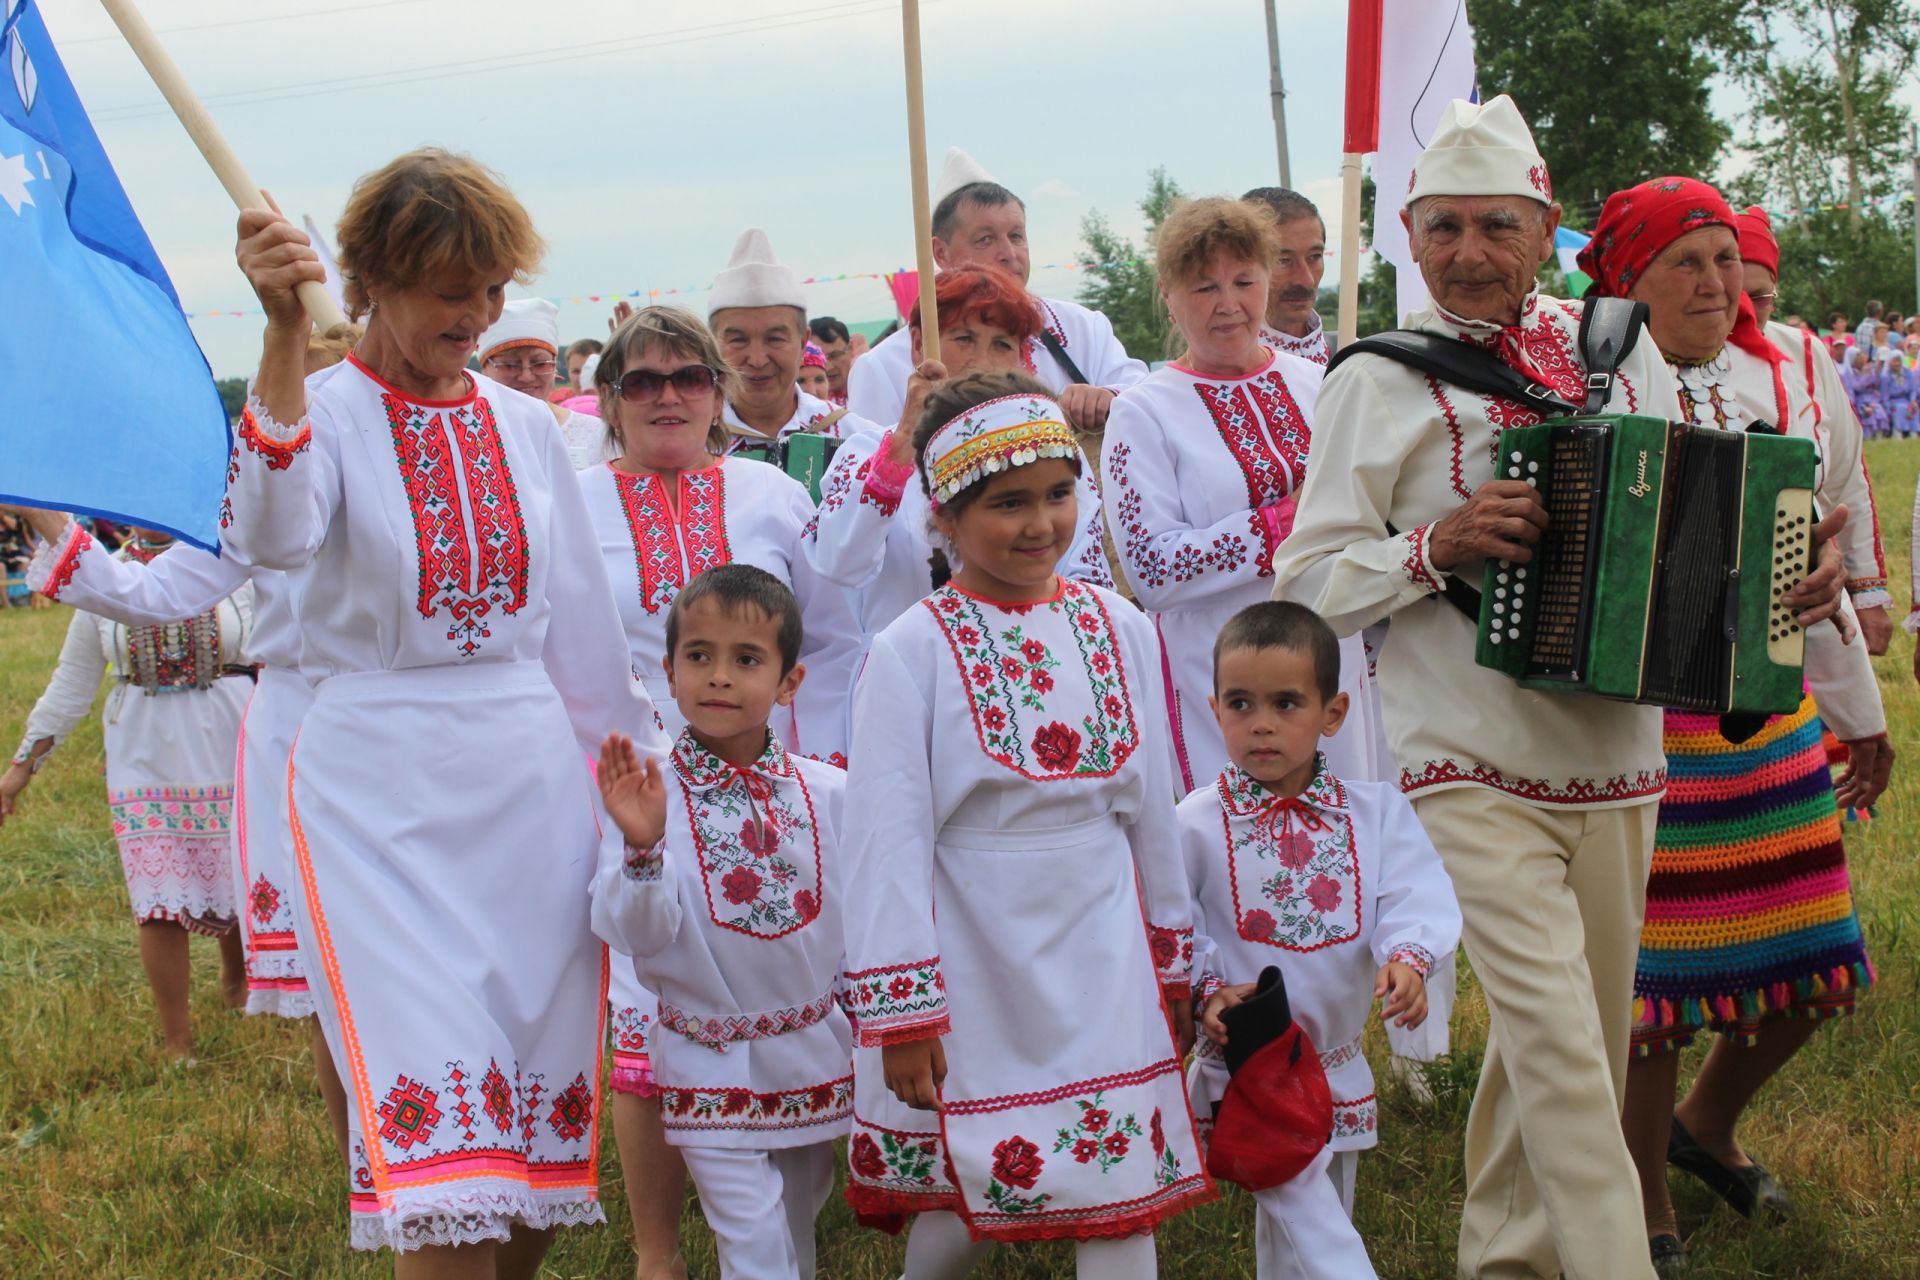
[17,540,252,935]
[840,578,1213,1242]
[590,731,852,1147]
[720,388,879,448]
[219,354,666,1252]
[1182,759,1461,1151]
[1101,348,1387,792]
[26,526,314,1015]
[845,297,1149,426]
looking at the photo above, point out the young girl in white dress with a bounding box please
[840,373,1213,1279]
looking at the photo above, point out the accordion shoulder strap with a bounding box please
[1573,297,1649,414]
[1327,331,1583,416]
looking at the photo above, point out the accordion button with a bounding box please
[1508,468,1521,479]
[1508,627,1520,640]
[1511,451,1523,462]
[1491,632,1503,645]
[1498,572,1510,584]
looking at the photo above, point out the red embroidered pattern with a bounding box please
[1528,163,1553,199]
[546,1073,594,1142]
[943,1059,1183,1117]
[614,466,733,615]
[1218,769,1364,953]
[39,526,93,599]
[1403,524,1441,595]
[1332,1095,1378,1142]
[675,734,822,940]
[849,1119,952,1199]
[383,393,529,657]
[658,1073,853,1132]
[377,1075,442,1150]
[924,581,1138,781]
[248,874,280,926]
[846,957,948,1045]
[1388,944,1436,978]
[1400,757,1667,805]
[1194,372,1308,509]
[1111,436,1259,590]
[1146,925,1193,985]
[659,991,837,1051]
[235,404,311,471]
[480,1060,514,1135]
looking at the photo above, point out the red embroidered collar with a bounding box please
[1216,755,1347,818]
[348,353,479,408]
[672,728,798,793]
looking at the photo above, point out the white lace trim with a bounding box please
[1850,586,1893,612]
[243,389,313,445]
[349,1191,605,1253]
[244,988,315,1019]
[22,518,85,596]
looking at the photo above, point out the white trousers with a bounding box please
[681,1142,835,1280]
[902,1210,1158,1280]
[1253,1147,1376,1280]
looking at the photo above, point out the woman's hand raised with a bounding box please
[235,195,325,333]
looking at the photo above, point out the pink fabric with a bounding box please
[1258,495,1297,552]
[862,435,916,503]
[610,1054,659,1098]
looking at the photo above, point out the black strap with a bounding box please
[1574,298,1649,414]
[1036,327,1090,387]
[1328,331,1583,416]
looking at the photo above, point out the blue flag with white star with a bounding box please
[1,0,228,550]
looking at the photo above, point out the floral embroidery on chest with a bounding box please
[381,391,530,657]
[615,467,733,615]
[1192,370,1311,506]
[1217,765,1363,952]
[924,581,1138,781]
[675,734,822,940]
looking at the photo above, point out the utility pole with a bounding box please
[1264,0,1291,188]
[1911,124,1918,314]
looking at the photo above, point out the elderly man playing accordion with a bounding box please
[1273,97,1851,1280]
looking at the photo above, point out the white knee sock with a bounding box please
[903,1210,993,1280]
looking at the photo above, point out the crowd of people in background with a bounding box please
[1778,300,1920,437]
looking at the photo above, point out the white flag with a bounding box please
[303,214,349,322]
[1369,0,1477,325]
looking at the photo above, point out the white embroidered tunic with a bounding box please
[1101,348,1386,791]
[845,296,1149,426]
[577,456,863,765]
[1181,759,1461,1151]
[1261,314,1331,366]
[839,578,1212,1241]
[591,732,852,1149]
[1274,291,1677,809]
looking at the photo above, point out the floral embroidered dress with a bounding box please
[219,355,667,1252]
[27,526,316,1016]
[803,426,1110,712]
[845,296,1148,426]
[1101,347,1387,793]
[15,540,253,935]
[1181,757,1460,1152]
[1274,290,1676,810]
[590,730,852,1147]
[840,577,1213,1242]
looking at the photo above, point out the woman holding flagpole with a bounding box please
[223,149,665,1277]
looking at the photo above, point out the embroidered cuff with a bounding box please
[845,958,950,1047]
[622,841,664,882]
[1402,524,1444,597]
[25,521,93,601]
[1146,924,1193,988]
[1256,496,1297,556]
[1848,584,1892,611]
[859,437,914,513]
[236,393,313,471]
[1195,971,1227,1012]
[1387,944,1436,978]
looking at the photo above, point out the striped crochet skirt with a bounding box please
[1632,693,1874,1056]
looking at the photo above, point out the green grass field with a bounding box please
[3,444,1918,1278]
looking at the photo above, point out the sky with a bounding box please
[29,0,1918,380]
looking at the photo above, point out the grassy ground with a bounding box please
[3,444,1919,1278]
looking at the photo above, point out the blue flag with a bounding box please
[1,0,230,551]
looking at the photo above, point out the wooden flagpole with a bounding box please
[98,0,347,331]
[1336,154,1363,348]
[901,0,940,362]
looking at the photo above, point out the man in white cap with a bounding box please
[845,148,1147,431]
[709,228,877,446]
[479,297,605,469]
[1274,96,1849,1279]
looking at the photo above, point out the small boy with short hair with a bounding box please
[1185,601,1462,1280]
[591,564,851,1280]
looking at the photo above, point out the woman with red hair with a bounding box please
[1579,177,1892,1275]
[805,266,1111,729]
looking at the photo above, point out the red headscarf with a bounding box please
[1734,205,1780,278]
[1577,176,1785,416]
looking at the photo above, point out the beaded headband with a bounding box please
[923,393,1077,509]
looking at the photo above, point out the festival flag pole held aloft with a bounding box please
[0,0,229,549]
[98,0,345,331]
[900,0,939,362]
[1337,0,1381,350]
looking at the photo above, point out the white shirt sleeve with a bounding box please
[1366,786,1463,975]
[19,611,108,758]
[219,390,344,571]
[26,522,248,623]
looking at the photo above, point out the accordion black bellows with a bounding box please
[1475,414,1816,716]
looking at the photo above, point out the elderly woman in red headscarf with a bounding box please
[1579,178,1893,1275]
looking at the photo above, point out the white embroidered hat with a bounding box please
[708,228,807,318]
[922,392,1077,509]
[1406,94,1553,205]
[479,297,560,361]
[932,147,1002,208]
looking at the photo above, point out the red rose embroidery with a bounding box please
[1030,668,1054,694]
[919,1140,938,1154]
[1030,722,1083,772]
[793,889,818,921]
[851,1133,887,1179]
[721,865,763,905]
[740,818,780,859]
[1149,928,1179,972]
[889,975,917,999]
[1081,1108,1110,1132]
[1241,908,1278,940]
[1276,830,1316,871]
[1021,639,1048,664]
[1150,1108,1166,1157]
[1072,1138,1100,1164]
[1104,1132,1129,1157]
[971,663,993,686]
[983,707,1008,731]
[990,1136,1045,1189]
[1305,874,1342,914]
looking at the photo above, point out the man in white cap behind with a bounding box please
[709,228,878,447]
[479,297,606,469]
[845,148,1148,431]
[1276,96,1691,1279]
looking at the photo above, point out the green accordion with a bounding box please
[1473,414,1817,716]
[731,432,842,502]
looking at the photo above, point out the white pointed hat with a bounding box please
[479,297,560,360]
[1406,94,1553,204]
[708,228,807,318]
[932,147,1002,208]
[578,352,602,393]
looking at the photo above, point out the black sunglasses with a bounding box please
[615,364,719,403]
